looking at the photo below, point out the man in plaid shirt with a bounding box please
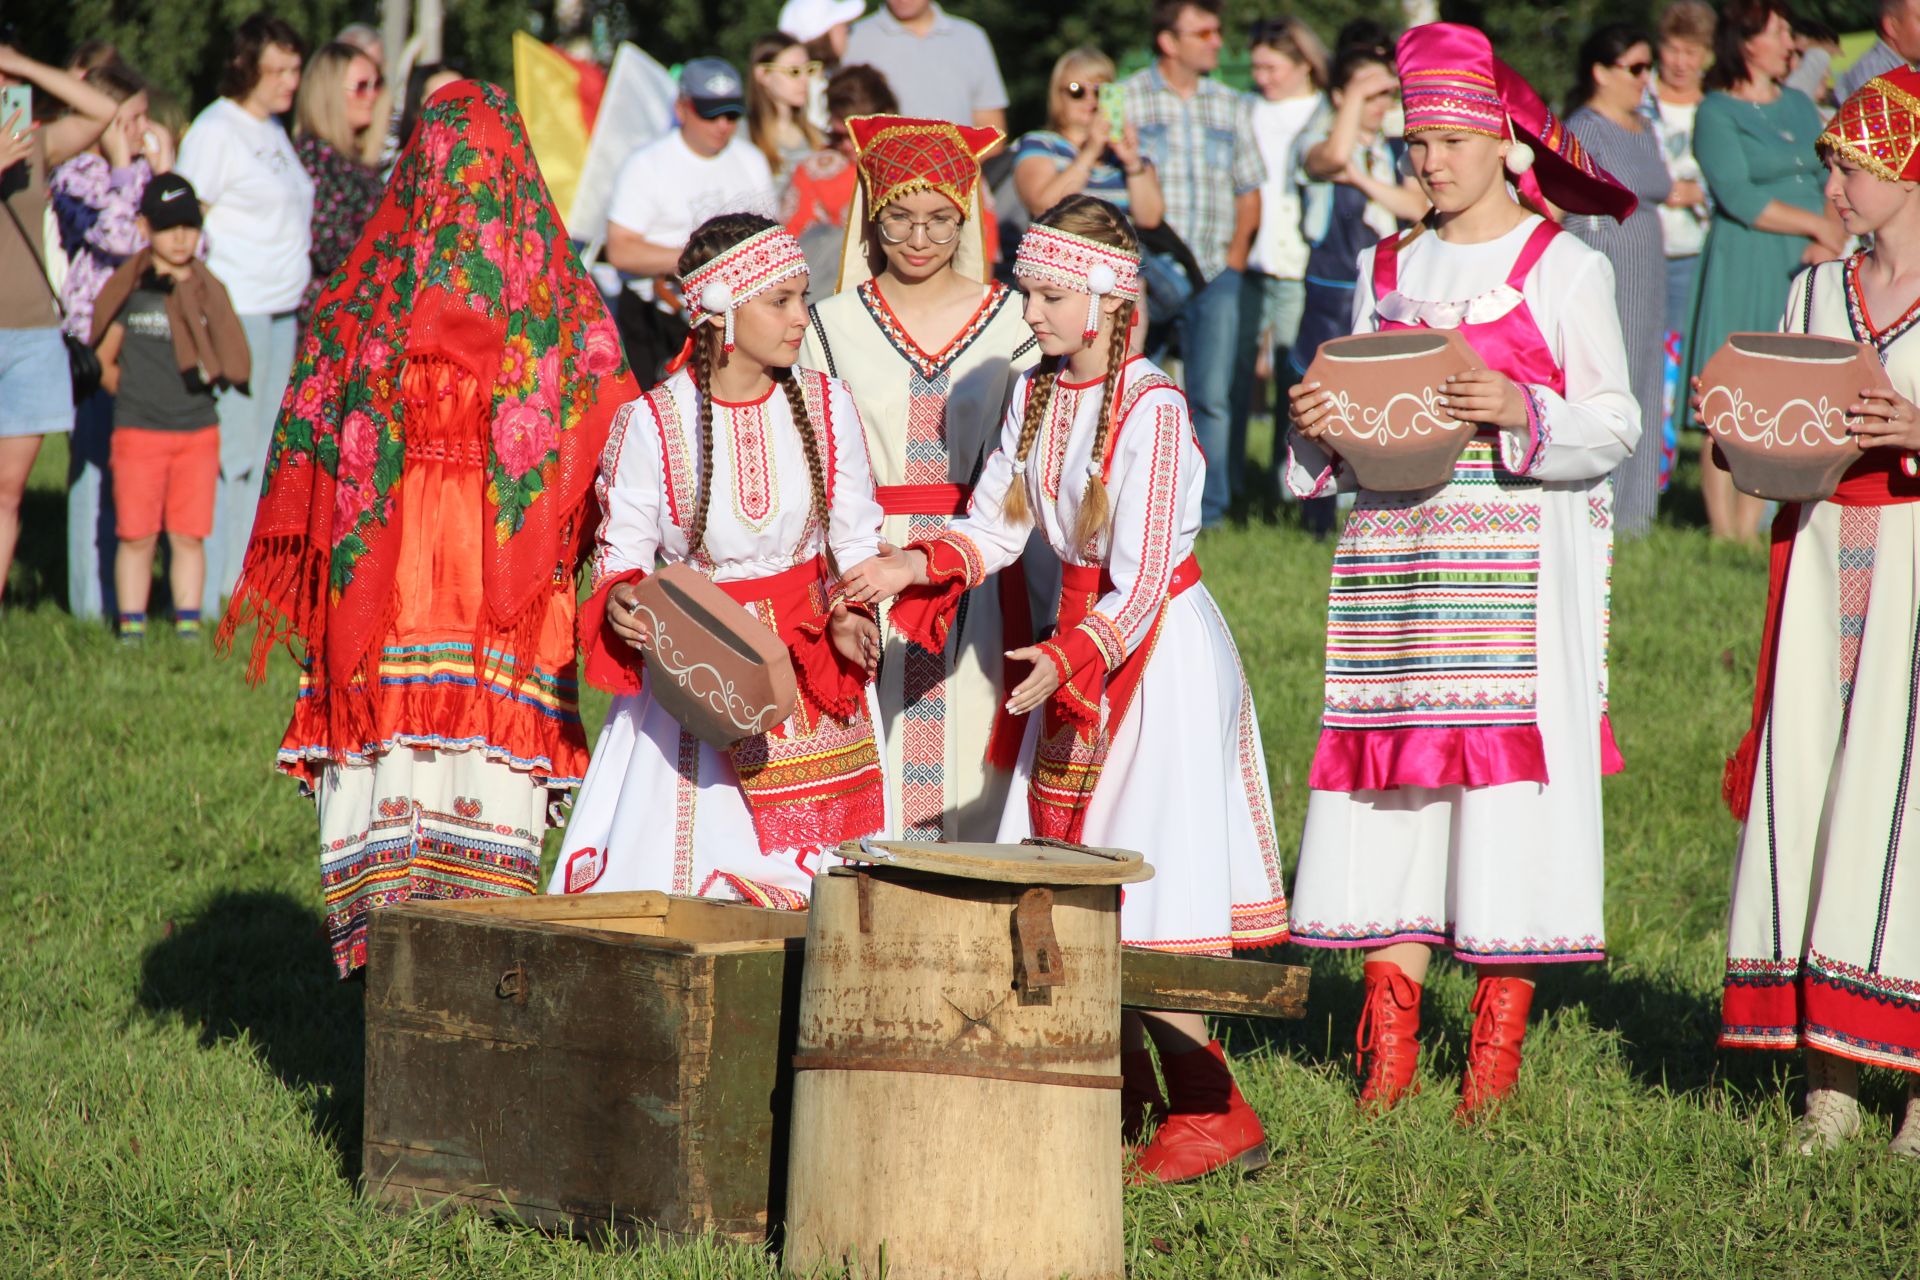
[1123,0,1264,526]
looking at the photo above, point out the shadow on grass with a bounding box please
[1215,948,1792,1104]
[136,889,365,1182]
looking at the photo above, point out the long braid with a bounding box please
[779,369,840,577]
[1001,365,1056,527]
[687,331,719,566]
[1072,300,1134,550]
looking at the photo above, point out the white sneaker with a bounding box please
[1791,1088,1863,1155]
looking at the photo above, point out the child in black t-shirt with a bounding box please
[90,173,249,640]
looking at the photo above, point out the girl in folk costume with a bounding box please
[1284,23,1642,1117]
[219,83,639,978]
[551,214,891,908]
[843,196,1292,1183]
[1716,70,1920,1158]
[802,115,1044,843]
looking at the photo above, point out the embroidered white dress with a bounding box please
[1285,221,1639,963]
[804,279,1044,841]
[548,370,892,907]
[907,357,1291,955]
[1722,258,1920,1071]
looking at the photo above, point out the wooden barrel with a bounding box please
[782,841,1150,1280]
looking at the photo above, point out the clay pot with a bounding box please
[630,563,797,750]
[1698,332,1874,502]
[1303,329,1485,492]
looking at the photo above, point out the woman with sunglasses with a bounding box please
[802,116,1043,843]
[1011,47,1164,232]
[293,42,387,331]
[1564,23,1673,540]
[747,33,826,191]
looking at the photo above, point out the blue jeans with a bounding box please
[1161,267,1242,526]
[205,310,298,617]
[66,389,117,621]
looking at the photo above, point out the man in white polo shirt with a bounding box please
[604,57,777,381]
[841,0,1007,132]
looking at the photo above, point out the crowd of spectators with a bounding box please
[0,0,1897,630]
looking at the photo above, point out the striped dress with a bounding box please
[1283,218,1639,964]
[1564,106,1672,540]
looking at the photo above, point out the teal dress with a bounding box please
[1677,87,1827,429]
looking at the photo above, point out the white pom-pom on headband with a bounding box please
[681,226,810,355]
[1013,224,1142,345]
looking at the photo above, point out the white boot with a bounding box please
[1791,1049,1862,1155]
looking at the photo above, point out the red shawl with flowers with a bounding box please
[220,82,636,710]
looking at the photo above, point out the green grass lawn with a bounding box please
[4,430,1918,1278]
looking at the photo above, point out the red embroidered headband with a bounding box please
[1013,224,1141,344]
[681,226,809,354]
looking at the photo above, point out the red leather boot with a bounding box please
[1130,1040,1269,1184]
[1121,1048,1169,1145]
[1456,975,1534,1120]
[1356,960,1423,1113]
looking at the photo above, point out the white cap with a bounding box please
[777,0,866,43]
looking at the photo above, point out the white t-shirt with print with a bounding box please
[175,98,314,315]
[1248,94,1321,279]
[1653,95,1708,260]
[605,130,778,264]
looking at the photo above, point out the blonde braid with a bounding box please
[1001,365,1057,527]
[688,331,719,565]
[779,369,840,578]
[1071,301,1134,550]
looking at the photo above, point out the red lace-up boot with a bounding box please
[1456,976,1535,1120]
[1356,960,1423,1113]
[1129,1040,1269,1184]
[1121,1048,1169,1146]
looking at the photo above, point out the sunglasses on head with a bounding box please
[1064,79,1110,99]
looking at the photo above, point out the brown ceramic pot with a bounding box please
[1698,332,1875,503]
[1303,329,1487,492]
[630,563,798,750]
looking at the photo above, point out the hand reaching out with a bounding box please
[827,602,880,674]
[1002,646,1061,715]
[838,542,925,605]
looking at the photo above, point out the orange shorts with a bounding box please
[112,425,219,540]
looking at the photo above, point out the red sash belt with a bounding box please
[876,483,971,517]
[1030,553,1201,840]
[1724,456,1920,820]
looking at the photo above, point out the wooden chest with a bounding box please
[362,890,1306,1244]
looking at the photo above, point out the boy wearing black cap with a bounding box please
[89,172,250,641]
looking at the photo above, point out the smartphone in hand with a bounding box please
[1098,82,1125,144]
[1,83,31,135]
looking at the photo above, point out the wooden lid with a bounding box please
[836,838,1154,885]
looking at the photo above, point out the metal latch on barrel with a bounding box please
[1011,887,1064,1005]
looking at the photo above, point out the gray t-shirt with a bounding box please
[841,4,1008,125]
[112,283,218,432]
